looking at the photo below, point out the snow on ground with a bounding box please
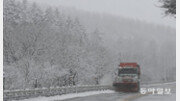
[15,90,115,101]
[134,83,176,101]
[134,93,176,101]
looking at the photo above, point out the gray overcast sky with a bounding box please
[28,0,175,28]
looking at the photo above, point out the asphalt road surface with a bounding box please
[56,92,136,101]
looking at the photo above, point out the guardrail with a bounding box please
[4,85,112,101]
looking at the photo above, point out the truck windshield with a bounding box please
[118,68,137,74]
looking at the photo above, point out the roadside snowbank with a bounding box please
[16,90,115,101]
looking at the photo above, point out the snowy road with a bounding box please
[56,83,176,101]
[57,92,136,101]
[17,83,175,101]
[133,93,175,101]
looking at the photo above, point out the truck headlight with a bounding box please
[115,77,122,82]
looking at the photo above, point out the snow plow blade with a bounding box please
[113,82,139,92]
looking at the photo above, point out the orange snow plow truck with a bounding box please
[113,63,140,92]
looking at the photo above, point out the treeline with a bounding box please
[3,0,176,90]
[3,0,113,90]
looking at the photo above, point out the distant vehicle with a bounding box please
[113,63,140,92]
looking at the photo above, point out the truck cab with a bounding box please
[113,63,140,92]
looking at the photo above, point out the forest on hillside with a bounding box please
[3,0,175,90]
